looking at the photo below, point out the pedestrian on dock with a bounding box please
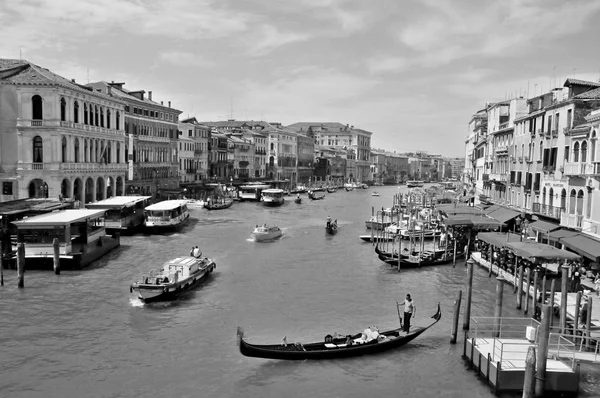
[594,274,600,298]
[399,294,416,333]
[580,297,589,328]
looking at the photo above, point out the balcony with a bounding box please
[194,149,203,155]
[563,162,600,176]
[532,203,563,220]
[488,173,507,182]
[542,165,556,173]
[524,156,532,163]
[60,162,128,172]
[18,162,45,170]
[551,129,558,138]
[185,168,197,174]
[498,122,509,130]
[518,156,524,163]
[496,146,508,155]
[560,213,583,229]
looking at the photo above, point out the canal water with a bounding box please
[1,185,598,398]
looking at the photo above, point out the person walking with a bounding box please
[399,294,416,333]
[594,273,600,298]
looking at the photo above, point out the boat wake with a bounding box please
[129,297,144,307]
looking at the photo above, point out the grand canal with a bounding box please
[1,185,598,398]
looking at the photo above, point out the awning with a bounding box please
[548,229,580,240]
[529,220,560,234]
[460,195,474,202]
[477,232,580,261]
[439,207,486,216]
[443,215,504,229]
[477,232,521,247]
[483,204,502,215]
[559,234,600,262]
[487,207,521,223]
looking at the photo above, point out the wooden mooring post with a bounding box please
[450,290,462,344]
[0,238,4,286]
[17,242,25,288]
[560,265,569,334]
[524,268,531,315]
[53,238,60,275]
[549,279,556,328]
[586,297,593,350]
[573,292,582,332]
[535,304,552,397]
[493,276,505,338]
[463,259,474,330]
[516,265,524,309]
[540,275,547,306]
[531,270,538,317]
[523,346,536,398]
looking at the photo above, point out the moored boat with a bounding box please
[252,224,283,241]
[326,187,337,193]
[261,189,285,206]
[365,216,392,230]
[406,180,425,188]
[308,191,325,200]
[294,197,302,204]
[130,255,216,302]
[237,303,441,360]
[204,197,234,210]
[185,199,205,208]
[86,196,151,232]
[372,192,379,196]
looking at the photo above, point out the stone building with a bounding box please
[0,59,127,203]
[87,81,181,197]
[179,117,210,182]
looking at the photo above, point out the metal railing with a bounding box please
[532,203,563,219]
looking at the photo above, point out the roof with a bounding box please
[563,78,600,88]
[85,196,151,208]
[262,189,284,193]
[145,200,189,211]
[477,232,580,261]
[574,86,600,100]
[559,234,600,262]
[548,229,581,240]
[486,207,521,223]
[442,215,504,229]
[437,205,485,216]
[286,122,349,131]
[0,199,69,216]
[528,220,560,234]
[0,59,115,101]
[12,209,107,226]
[87,81,182,113]
[164,257,199,269]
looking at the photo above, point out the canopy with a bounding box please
[529,220,560,234]
[438,206,486,216]
[477,232,581,261]
[483,204,502,215]
[560,234,600,262]
[486,207,521,223]
[548,228,580,240]
[442,215,504,229]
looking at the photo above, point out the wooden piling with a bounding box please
[450,289,462,344]
[53,238,60,275]
[535,304,552,397]
[488,245,493,277]
[463,259,474,330]
[586,297,593,350]
[516,265,524,309]
[0,240,3,286]
[541,275,547,305]
[524,268,531,315]
[573,291,582,331]
[17,242,25,288]
[531,270,538,316]
[493,276,505,338]
[549,279,556,328]
[513,256,519,293]
[452,238,457,267]
[560,265,569,333]
[522,346,536,398]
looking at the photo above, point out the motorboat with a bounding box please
[252,224,283,241]
[130,255,216,302]
[406,180,425,188]
[204,196,234,210]
[372,192,379,196]
[185,199,205,208]
[144,200,190,231]
[261,189,285,206]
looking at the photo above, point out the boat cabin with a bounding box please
[11,209,120,268]
[144,200,189,228]
[238,184,271,201]
[86,196,151,231]
[262,189,284,199]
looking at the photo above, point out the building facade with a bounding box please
[0,59,127,203]
[87,81,181,197]
[179,117,210,182]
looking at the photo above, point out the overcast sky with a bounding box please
[2,0,600,157]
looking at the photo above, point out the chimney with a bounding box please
[107,86,112,95]
[161,101,163,105]
[71,78,75,83]
[168,101,171,108]
[148,91,152,101]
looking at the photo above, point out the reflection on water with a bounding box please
[0,185,598,398]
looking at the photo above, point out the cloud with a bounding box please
[246,26,312,56]
[367,56,411,74]
[158,51,215,68]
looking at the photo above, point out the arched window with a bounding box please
[61,136,68,163]
[33,136,43,163]
[560,189,566,209]
[32,95,43,120]
[539,141,543,160]
[270,142,274,151]
[576,189,584,215]
[100,107,105,128]
[569,189,576,214]
[116,111,120,130]
[106,109,111,129]
[84,139,88,162]
[74,138,80,163]
[84,103,88,125]
[74,101,79,123]
[60,97,66,121]
[116,142,120,163]
[587,188,593,218]
[125,145,129,164]
[549,187,554,208]
[581,141,588,163]
[573,142,580,162]
[592,131,597,162]
[94,105,99,126]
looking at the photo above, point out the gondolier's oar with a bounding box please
[396,301,403,329]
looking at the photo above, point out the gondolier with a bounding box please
[398,294,416,333]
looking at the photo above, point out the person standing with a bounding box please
[399,294,416,333]
[594,273,600,298]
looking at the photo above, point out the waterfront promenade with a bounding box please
[1,185,599,398]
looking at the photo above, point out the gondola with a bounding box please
[294,197,302,204]
[326,187,337,193]
[237,303,441,360]
[379,251,465,268]
[308,192,325,200]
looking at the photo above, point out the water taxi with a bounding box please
[144,200,190,231]
[204,196,234,210]
[11,209,120,269]
[261,189,285,206]
[185,199,205,208]
[86,196,151,233]
[406,180,425,188]
[238,184,271,201]
[372,192,379,196]
[130,255,216,302]
[251,224,283,241]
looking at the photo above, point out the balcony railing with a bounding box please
[499,122,509,130]
[488,173,507,182]
[532,203,563,220]
[60,162,128,171]
[561,213,583,229]
[194,149,203,155]
[563,162,600,176]
[18,162,45,170]
[524,156,532,163]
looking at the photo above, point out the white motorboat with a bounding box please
[185,199,205,208]
[372,192,379,196]
[261,189,285,206]
[252,224,283,241]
